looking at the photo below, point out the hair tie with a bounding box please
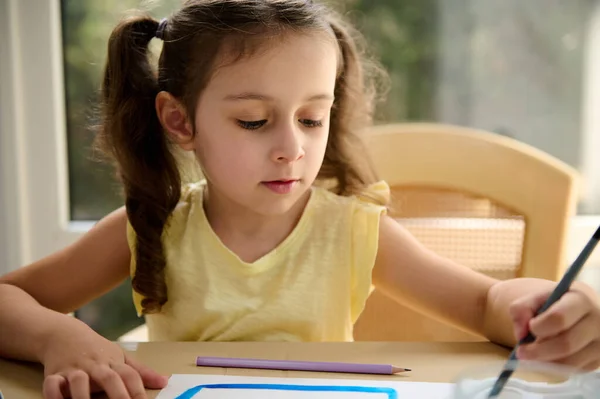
[156,18,168,40]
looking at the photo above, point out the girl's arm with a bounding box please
[0,207,131,362]
[0,207,168,398]
[372,215,600,352]
[372,215,499,340]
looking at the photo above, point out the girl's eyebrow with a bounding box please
[222,92,334,102]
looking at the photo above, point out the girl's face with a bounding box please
[192,33,338,216]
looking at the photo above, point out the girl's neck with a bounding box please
[202,182,311,262]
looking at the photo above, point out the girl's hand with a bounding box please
[509,282,600,371]
[40,324,168,399]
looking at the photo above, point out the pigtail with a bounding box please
[95,14,180,314]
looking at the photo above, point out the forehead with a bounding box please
[204,32,340,100]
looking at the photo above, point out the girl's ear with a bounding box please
[155,91,195,151]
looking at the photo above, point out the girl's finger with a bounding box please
[528,291,590,340]
[519,314,598,362]
[111,363,147,399]
[43,374,67,399]
[90,364,131,399]
[519,315,598,362]
[66,369,91,399]
[581,358,600,372]
[509,290,552,340]
[125,355,169,389]
[555,340,600,370]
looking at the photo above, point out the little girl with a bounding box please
[1,1,599,398]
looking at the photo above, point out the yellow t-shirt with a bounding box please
[126,180,389,342]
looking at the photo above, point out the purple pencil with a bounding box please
[195,356,411,375]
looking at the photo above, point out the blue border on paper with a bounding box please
[174,383,397,399]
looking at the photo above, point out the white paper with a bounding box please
[155,374,453,399]
[155,373,600,399]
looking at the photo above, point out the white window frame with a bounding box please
[0,0,599,276]
[0,0,90,274]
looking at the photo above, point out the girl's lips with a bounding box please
[261,180,298,194]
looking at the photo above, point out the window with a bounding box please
[62,0,600,222]
[2,0,599,340]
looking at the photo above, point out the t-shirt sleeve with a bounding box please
[350,180,390,323]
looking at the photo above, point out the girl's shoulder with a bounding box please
[165,180,206,234]
[314,180,390,213]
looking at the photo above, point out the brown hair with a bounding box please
[95,0,388,314]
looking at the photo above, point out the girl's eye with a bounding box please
[237,119,267,130]
[300,119,323,128]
